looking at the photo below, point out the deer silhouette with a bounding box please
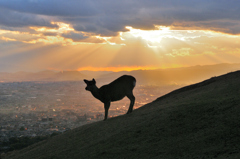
[84,75,136,120]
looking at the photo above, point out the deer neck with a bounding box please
[90,86,102,101]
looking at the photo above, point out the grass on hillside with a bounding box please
[3,71,240,159]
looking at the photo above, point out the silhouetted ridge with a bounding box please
[155,70,240,102]
[3,70,240,159]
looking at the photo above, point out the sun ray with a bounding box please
[1,20,240,72]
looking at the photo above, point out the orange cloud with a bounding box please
[0,36,16,42]
[77,66,160,72]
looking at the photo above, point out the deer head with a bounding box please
[84,78,96,91]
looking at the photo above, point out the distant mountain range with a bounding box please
[0,70,85,82]
[4,69,240,159]
[1,63,240,85]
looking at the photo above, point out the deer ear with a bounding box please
[83,79,88,84]
[92,78,96,84]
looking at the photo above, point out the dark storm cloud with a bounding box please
[0,8,57,28]
[0,0,98,17]
[61,31,88,41]
[0,0,240,35]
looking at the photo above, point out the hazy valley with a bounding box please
[2,69,240,159]
[1,64,240,158]
[1,63,240,85]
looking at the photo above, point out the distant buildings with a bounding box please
[0,81,178,142]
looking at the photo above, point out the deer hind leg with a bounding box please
[126,93,135,114]
[104,102,110,121]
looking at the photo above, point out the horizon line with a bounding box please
[1,62,239,73]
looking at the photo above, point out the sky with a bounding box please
[0,0,240,72]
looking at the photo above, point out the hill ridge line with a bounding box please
[3,70,240,159]
[154,70,240,103]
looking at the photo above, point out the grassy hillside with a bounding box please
[4,71,240,159]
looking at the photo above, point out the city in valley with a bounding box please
[1,63,240,151]
[0,80,180,143]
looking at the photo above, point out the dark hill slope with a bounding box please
[4,71,240,159]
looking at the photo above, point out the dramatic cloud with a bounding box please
[61,32,88,41]
[0,0,240,35]
[0,8,57,28]
[0,0,98,17]
[0,0,240,72]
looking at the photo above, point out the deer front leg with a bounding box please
[104,102,110,121]
[127,94,135,114]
